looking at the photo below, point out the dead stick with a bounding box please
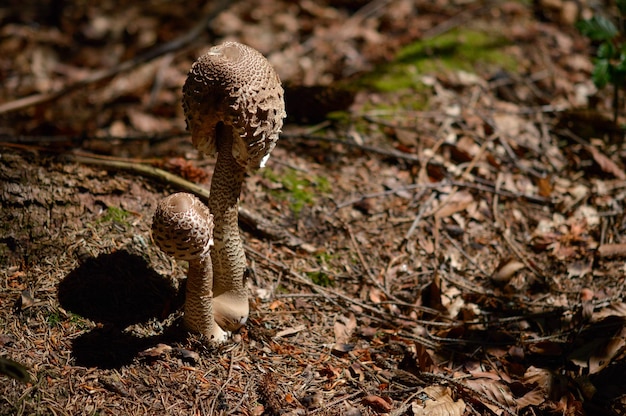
[282,132,422,163]
[65,153,305,249]
[335,180,550,210]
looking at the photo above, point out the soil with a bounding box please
[1,1,626,415]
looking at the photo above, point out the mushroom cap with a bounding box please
[182,41,286,170]
[152,193,213,260]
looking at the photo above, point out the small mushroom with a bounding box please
[182,42,286,331]
[152,192,227,342]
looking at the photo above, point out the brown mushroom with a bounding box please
[152,192,227,341]
[182,42,285,332]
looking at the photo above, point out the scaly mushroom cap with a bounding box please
[152,193,227,342]
[182,41,286,170]
[152,193,214,260]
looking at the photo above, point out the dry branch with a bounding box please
[65,153,306,249]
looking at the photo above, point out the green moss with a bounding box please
[274,284,290,294]
[326,110,352,123]
[306,270,334,287]
[263,168,331,215]
[98,206,130,224]
[359,28,516,93]
[47,310,91,330]
[314,251,334,265]
[397,29,515,71]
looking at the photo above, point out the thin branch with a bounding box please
[63,152,306,249]
[335,179,550,210]
[282,132,422,163]
[400,191,435,248]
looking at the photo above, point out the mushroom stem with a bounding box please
[209,123,249,331]
[184,255,224,340]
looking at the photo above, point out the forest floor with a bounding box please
[1,0,626,415]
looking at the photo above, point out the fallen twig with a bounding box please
[63,152,306,249]
[334,179,550,210]
[400,191,435,247]
[282,132,422,163]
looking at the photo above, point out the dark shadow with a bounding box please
[69,322,190,369]
[70,326,151,368]
[58,250,185,368]
[58,251,180,327]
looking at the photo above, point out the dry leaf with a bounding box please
[585,145,626,179]
[412,385,466,416]
[464,377,517,411]
[414,343,437,373]
[334,313,356,345]
[128,109,172,133]
[492,259,525,284]
[588,326,626,374]
[332,313,357,354]
[523,366,553,392]
[592,303,626,321]
[434,191,474,219]
[515,389,546,409]
[173,348,200,364]
[568,327,626,375]
[274,324,306,339]
[14,290,35,311]
[138,343,172,358]
[362,395,392,413]
[567,260,593,279]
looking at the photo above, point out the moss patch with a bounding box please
[98,206,131,225]
[263,168,332,215]
[360,28,517,93]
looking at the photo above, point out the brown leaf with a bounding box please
[592,303,626,322]
[334,313,356,345]
[568,327,626,374]
[101,375,130,397]
[0,335,16,347]
[128,109,172,134]
[412,385,466,416]
[528,341,563,356]
[414,343,437,373]
[173,348,200,364]
[138,343,172,358]
[588,327,626,374]
[362,395,392,413]
[274,324,306,338]
[515,389,546,409]
[464,377,517,412]
[492,259,525,284]
[585,145,626,179]
[434,191,474,219]
[14,289,35,311]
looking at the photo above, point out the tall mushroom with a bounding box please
[152,192,227,342]
[182,42,286,332]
